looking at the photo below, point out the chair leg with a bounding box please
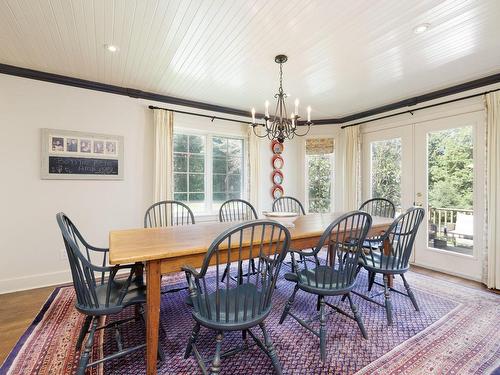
[290,252,296,273]
[242,329,247,341]
[354,264,362,277]
[367,271,376,291]
[77,317,98,375]
[76,316,92,351]
[342,265,363,303]
[279,285,299,324]
[347,293,368,339]
[316,295,321,311]
[210,332,224,375]
[401,274,419,311]
[383,274,393,325]
[259,322,282,375]
[319,296,327,362]
[221,266,228,283]
[184,322,200,359]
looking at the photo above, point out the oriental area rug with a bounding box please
[1,268,499,374]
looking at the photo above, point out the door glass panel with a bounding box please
[427,126,473,255]
[306,138,334,213]
[370,138,402,210]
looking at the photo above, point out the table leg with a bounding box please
[146,260,161,375]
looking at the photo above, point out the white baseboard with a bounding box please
[0,270,72,294]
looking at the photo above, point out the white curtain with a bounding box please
[485,92,500,289]
[343,125,361,211]
[247,125,260,213]
[153,109,174,202]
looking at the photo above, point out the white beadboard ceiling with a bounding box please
[1,0,500,119]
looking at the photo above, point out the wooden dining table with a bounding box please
[109,212,393,375]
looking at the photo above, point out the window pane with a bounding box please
[174,154,187,172]
[213,157,226,173]
[174,134,188,152]
[370,138,402,209]
[189,193,205,201]
[189,155,204,173]
[174,173,187,192]
[174,193,187,201]
[189,135,205,154]
[228,138,243,156]
[228,174,241,192]
[427,126,473,255]
[307,155,332,213]
[213,174,226,192]
[227,157,242,174]
[213,192,226,202]
[212,137,227,157]
[189,174,204,192]
[228,192,241,200]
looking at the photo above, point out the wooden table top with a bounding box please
[109,212,393,265]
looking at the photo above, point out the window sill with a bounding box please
[193,213,219,222]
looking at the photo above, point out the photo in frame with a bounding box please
[41,129,124,180]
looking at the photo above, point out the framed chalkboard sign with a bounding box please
[41,129,124,180]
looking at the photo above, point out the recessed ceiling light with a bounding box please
[413,23,430,34]
[104,44,119,52]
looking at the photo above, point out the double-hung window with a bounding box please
[173,132,245,214]
[305,138,335,213]
[173,134,206,212]
[212,137,244,206]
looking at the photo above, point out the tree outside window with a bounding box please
[306,138,334,213]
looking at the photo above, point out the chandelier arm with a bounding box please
[252,125,271,138]
[292,124,312,137]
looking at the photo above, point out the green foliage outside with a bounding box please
[371,139,402,208]
[427,127,473,209]
[308,155,332,213]
[370,127,473,211]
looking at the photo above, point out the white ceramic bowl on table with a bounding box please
[262,211,299,227]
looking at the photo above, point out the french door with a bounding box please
[362,111,485,281]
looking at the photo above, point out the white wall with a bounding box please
[0,74,155,293]
[257,136,301,212]
[0,74,305,293]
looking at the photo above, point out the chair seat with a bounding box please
[188,283,271,330]
[285,266,355,295]
[77,279,146,315]
[359,252,408,274]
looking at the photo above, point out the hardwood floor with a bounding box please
[410,265,500,294]
[0,286,55,363]
[0,267,497,365]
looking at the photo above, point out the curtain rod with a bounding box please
[340,88,500,129]
[148,105,311,127]
[148,105,258,125]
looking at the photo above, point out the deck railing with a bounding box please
[428,207,473,236]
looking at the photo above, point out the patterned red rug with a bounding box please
[1,268,499,375]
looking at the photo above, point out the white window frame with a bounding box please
[303,136,335,213]
[173,128,248,217]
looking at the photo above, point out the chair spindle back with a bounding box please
[144,200,195,228]
[359,198,396,218]
[219,199,258,222]
[272,196,306,215]
[363,207,425,271]
[56,213,122,311]
[297,211,372,290]
[187,220,290,323]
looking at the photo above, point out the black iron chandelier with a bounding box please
[251,55,313,143]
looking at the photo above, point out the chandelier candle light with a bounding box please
[251,55,313,143]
